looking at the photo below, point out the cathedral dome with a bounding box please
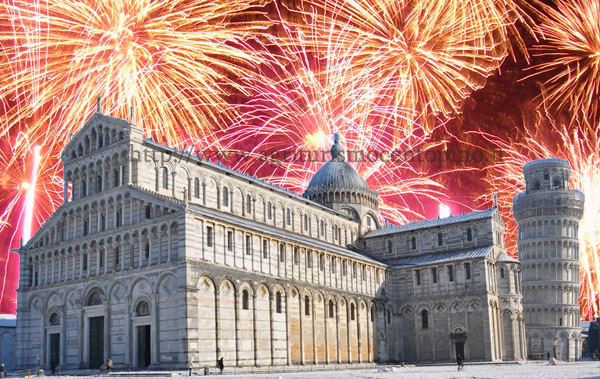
[303,134,369,197]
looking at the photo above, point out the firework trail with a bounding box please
[282,0,530,131]
[525,0,600,125]
[469,114,600,320]
[0,136,63,313]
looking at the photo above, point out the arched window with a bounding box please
[87,291,102,306]
[304,214,308,230]
[421,309,428,329]
[246,195,252,214]
[320,220,325,236]
[500,268,505,278]
[467,227,472,241]
[136,300,150,316]
[351,303,356,320]
[194,178,200,198]
[553,178,561,189]
[329,300,334,318]
[267,202,272,219]
[387,240,393,255]
[371,307,375,322]
[222,187,229,207]
[286,208,291,225]
[162,167,169,189]
[49,312,60,326]
[534,180,541,190]
[242,290,249,310]
[276,292,282,314]
[411,236,416,250]
[115,247,120,266]
[437,232,443,246]
[305,296,310,316]
[387,309,391,324]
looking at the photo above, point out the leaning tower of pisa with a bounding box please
[513,159,585,361]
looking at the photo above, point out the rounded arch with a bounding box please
[82,282,106,304]
[238,280,255,294]
[154,271,178,294]
[62,287,81,306]
[218,278,238,295]
[44,291,62,309]
[27,294,44,312]
[127,275,152,297]
[132,295,152,316]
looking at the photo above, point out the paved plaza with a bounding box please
[29,361,600,379]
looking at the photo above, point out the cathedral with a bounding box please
[15,109,533,370]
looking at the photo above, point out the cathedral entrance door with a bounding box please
[89,316,104,369]
[137,325,151,368]
[455,342,465,359]
[50,333,60,369]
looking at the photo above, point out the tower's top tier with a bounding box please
[522,158,571,193]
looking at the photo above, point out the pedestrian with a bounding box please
[50,362,56,375]
[217,357,224,375]
[188,359,193,376]
[456,353,463,371]
[106,356,113,374]
[1,363,6,378]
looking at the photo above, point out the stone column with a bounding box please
[336,302,341,363]
[252,293,258,367]
[269,294,275,366]
[59,306,66,367]
[325,301,330,364]
[103,298,110,360]
[151,294,159,366]
[124,296,132,367]
[234,291,241,366]
[300,294,305,365]
[312,298,318,364]
[77,305,84,368]
[63,180,69,203]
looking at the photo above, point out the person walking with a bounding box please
[106,356,113,373]
[217,357,224,375]
[456,353,463,371]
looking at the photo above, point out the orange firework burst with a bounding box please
[284,0,530,130]
[526,0,600,124]
[216,20,469,225]
[0,0,274,313]
[0,0,272,155]
[471,114,600,320]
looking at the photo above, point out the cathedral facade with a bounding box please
[15,111,527,371]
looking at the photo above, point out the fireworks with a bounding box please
[216,18,466,225]
[0,0,274,312]
[526,0,600,124]
[283,0,528,130]
[0,0,597,321]
[0,0,273,161]
[470,114,600,320]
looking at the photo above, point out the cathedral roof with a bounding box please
[303,134,371,198]
[188,203,387,267]
[386,246,493,268]
[496,251,518,263]
[363,208,497,238]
